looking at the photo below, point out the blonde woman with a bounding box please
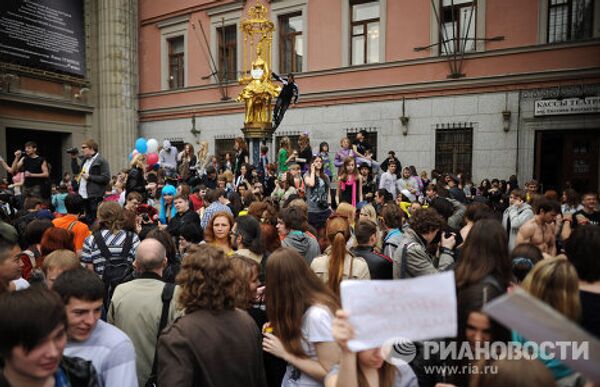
[358,204,383,251]
[126,153,146,201]
[513,257,581,383]
[196,141,211,175]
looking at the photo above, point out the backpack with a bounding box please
[92,230,134,307]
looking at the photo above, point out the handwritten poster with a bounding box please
[340,271,457,352]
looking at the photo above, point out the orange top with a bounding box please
[52,214,91,252]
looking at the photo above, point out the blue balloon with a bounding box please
[135,138,147,154]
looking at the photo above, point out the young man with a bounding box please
[573,192,600,227]
[515,199,560,256]
[0,287,98,386]
[52,193,91,253]
[0,221,22,293]
[10,141,50,199]
[379,160,399,199]
[231,215,264,265]
[109,239,179,386]
[166,194,201,240]
[381,204,404,259]
[352,220,393,279]
[281,206,321,265]
[502,189,534,251]
[272,72,299,129]
[53,268,138,387]
[78,139,111,225]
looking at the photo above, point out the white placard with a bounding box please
[340,271,457,352]
[484,289,600,383]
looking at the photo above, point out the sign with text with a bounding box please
[340,272,457,352]
[0,0,85,76]
[534,97,600,116]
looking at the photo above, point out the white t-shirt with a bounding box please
[282,305,334,387]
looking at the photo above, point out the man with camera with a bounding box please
[392,208,456,279]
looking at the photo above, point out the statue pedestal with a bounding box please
[242,122,275,166]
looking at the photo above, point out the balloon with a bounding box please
[135,137,148,154]
[146,138,159,153]
[147,152,159,166]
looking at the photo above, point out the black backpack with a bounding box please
[92,230,134,307]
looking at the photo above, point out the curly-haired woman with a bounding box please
[157,245,267,387]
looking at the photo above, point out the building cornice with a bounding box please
[0,92,95,113]
[139,68,600,121]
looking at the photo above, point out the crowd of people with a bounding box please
[0,133,598,387]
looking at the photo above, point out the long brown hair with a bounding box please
[339,157,358,182]
[265,248,339,358]
[455,219,512,290]
[310,155,327,182]
[203,211,234,244]
[326,216,351,297]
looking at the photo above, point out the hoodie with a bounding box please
[282,230,321,265]
[502,203,534,251]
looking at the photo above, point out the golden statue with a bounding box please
[237,1,279,135]
[237,47,280,126]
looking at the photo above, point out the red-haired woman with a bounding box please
[204,211,235,256]
[263,248,341,386]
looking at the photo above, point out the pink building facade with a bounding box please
[138,0,600,192]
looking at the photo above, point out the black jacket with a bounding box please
[84,154,111,199]
[125,167,146,198]
[351,246,393,279]
[1,355,99,387]
[166,210,201,239]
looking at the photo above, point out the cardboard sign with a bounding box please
[484,289,600,383]
[340,271,457,352]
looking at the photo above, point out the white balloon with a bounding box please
[146,138,159,153]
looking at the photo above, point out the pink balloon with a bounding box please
[147,152,159,166]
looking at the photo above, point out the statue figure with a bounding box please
[237,48,280,126]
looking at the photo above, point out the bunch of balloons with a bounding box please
[129,137,160,169]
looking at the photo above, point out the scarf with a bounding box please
[340,174,358,207]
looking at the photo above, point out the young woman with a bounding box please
[289,163,305,197]
[270,172,298,208]
[234,163,251,189]
[158,185,177,225]
[337,157,362,208]
[298,134,313,173]
[177,143,197,182]
[196,141,211,175]
[514,258,581,383]
[263,248,341,386]
[204,211,235,256]
[126,153,147,201]
[233,137,249,177]
[310,216,370,297]
[319,142,333,180]
[305,155,332,232]
[334,137,355,172]
[326,310,418,387]
[278,136,295,175]
[222,152,233,173]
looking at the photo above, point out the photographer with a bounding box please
[392,208,456,279]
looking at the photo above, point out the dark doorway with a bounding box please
[535,129,599,193]
[6,128,68,184]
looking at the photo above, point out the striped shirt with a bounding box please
[81,229,140,278]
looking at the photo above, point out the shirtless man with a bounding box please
[515,199,561,256]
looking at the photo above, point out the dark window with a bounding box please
[346,130,378,159]
[168,36,185,89]
[350,0,380,65]
[435,128,473,176]
[215,138,236,164]
[439,0,476,55]
[279,13,303,73]
[548,0,594,43]
[217,25,237,81]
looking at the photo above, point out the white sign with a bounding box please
[340,271,457,352]
[534,96,600,116]
[484,289,600,383]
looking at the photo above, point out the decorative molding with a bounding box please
[156,15,190,29]
[0,92,95,113]
[345,126,380,133]
[0,63,89,87]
